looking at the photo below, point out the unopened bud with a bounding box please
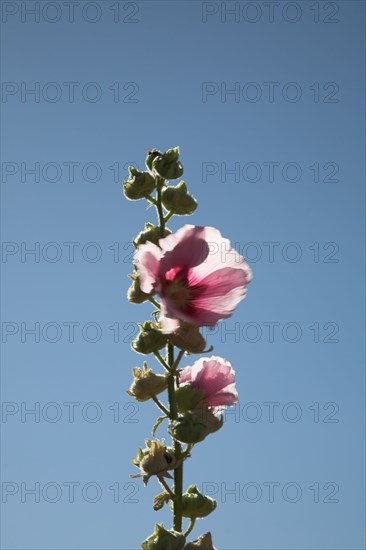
[194,403,224,435]
[142,524,186,550]
[184,532,216,550]
[134,223,171,247]
[132,321,167,355]
[123,166,155,200]
[161,182,197,215]
[127,363,168,402]
[169,322,206,354]
[145,149,162,173]
[132,439,176,485]
[170,412,210,444]
[175,383,205,414]
[127,276,152,304]
[152,147,184,180]
[181,485,217,519]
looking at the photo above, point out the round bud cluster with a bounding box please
[181,485,217,519]
[127,363,168,402]
[142,523,186,550]
[123,166,155,200]
[184,532,216,549]
[132,321,167,355]
[151,147,184,180]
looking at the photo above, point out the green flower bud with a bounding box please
[152,147,184,180]
[145,149,162,173]
[184,532,216,550]
[142,524,186,550]
[127,362,168,402]
[181,485,217,519]
[170,412,210,444]
[194,403,224,435]
[161,182,197,215]
[123,166,155,200]
[132,321,167,355]
[175,384,205,415]
[127,276,152,304]
[134,223,171,247]
[169,322,206,354]
[132,440,176,485]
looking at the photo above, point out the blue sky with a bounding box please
[1,1,365,549]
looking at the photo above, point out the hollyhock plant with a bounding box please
[179,356,238,409]
[122,147,252,549]
[135,224,252,333]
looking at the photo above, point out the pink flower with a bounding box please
[180,356,238,408]
[135,224,252,333]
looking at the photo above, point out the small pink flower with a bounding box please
[135,224,252,333]
[180,356,238,408]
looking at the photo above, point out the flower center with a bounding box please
[164,269,191,309]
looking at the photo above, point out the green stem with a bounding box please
[184,518,196,538]
[151,395,170,418]
[146,195,158,206]
[167,342,183,532]
[164,211,174,223]
[153,350,173,373]
[184,443,194,455]
[172,349,185,372]
[148,296,161,309]
[155,179,183,532]
[156,179,166,237]
[157,475,176,501]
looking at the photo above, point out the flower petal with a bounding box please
[208,383,238,407]
[180,356,238,409]
[187,226,252,285]
[159,298,184,334]
[191,357,235,398]
[136,225,252,331]
[193,266,251,299]
[193,286,248,315]
[158,225,210,277]
[160,314,180,334]
[179,368,192,384]
[134,241,163,293]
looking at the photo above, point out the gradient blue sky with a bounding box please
[1,1,365,549]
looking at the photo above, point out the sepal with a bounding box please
[132,321,167,355]
[142,524,186,550]
[131,439,176,485]
[161,182,197,215]
[184,532,216,549]
[123,166,155,200]
[152,147,184,180]
[127,362,168,402]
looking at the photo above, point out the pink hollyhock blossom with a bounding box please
[180,356,238,408]
[135,224,252,333]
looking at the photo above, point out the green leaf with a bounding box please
[152,415,167,436]
[153,491,171,511]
